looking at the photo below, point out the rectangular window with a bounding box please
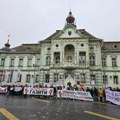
[1,58,5,66]
[113,76,119,84]
[18,74,22,82]
[26,74,31,83]
[79,52,86,64]
[19,59,23,67]
[35,75,39,83]
[45,74,49,83]
[102,58,106,66]
[10,59,14,67]
[28,59,32,67]
[81,73,86,83]
[54,73,58,82]
[112,58,117,67]
[103,75,108,84]
[90,56,95,66]
[90,74,96,85]
[37,59,40,66]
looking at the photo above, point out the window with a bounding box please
[10,59,14,67]
[26,74,31,83]
[1,58,5,66]
[35,75,39,83]
[68,31,72,36]
[79,52,86,64]
[112,58,117,67]
[47,47,51,51]
[67,56,72,63]
[45,74,49,83]
[54,73,58,82]
[19,59,23,67]
[18,74,22,82]
[113,76,119,84]
[55,56,60,63]
[81,44,84,47]
[46,56,51,66]
[56,44,59,47]
[90,56,95,66]
[103,75,108,84]
[81,74,86,83]
[90,74,96,85]
[37,59,40,66]
[28,59,32,67]
[102,58,106,66]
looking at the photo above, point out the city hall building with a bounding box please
[0,11,120,88]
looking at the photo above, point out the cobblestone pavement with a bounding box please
[0,95,120,120]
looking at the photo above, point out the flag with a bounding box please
[1,70,6,81]
[79,56,85,64]
[10,69,14,81]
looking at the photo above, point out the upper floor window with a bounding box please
[28,59,32,67]
[46,56,51,66]
[67,56,72,63]
[102,58,106,66]
[103,75,108,84]
[47,47,51,51]
[113,76,119,84]
[37,59,40,66]
[55,56,60,64]
[19,59,23,67]
[10,59,14,67]
[90,56,95,66]
[1,58,5,66]
[112,58,117,67]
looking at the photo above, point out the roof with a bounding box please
[40,28,99,43]
[10,44,40,54]
[102,41,120,51]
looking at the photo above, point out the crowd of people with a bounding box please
[0,84,120,103]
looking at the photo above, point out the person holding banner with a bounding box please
[98,88,103,102]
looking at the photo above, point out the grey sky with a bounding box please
[0,0,120,48]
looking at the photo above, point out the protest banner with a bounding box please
[24,87,54,96]
[105,89,120,105]
[0,87,7,93]
[57,90,93,101]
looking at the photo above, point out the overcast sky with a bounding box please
[0,0,120,48]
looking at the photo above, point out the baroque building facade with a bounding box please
[0,11,120,88]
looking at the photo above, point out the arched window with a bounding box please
[90,56,95,66]
[46,56,51,66]
[67,56,72,63]
[55,56,60,63]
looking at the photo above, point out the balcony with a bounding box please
[51,63,87,69]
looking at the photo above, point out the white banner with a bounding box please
[0,87,7,93]
[105,89,120,105]
[24,87,54,96]
[57,90,93,101]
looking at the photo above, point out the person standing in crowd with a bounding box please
[6,85,10,96]
[98,88,103,102]
[93,87,98,101]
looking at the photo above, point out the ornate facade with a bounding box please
[0,11,120,88]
